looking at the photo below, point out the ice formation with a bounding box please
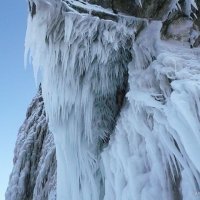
[6,87,56,200]
[8,0,200,199]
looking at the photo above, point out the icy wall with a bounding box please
[7,0,200,199]
[6,87,56,200]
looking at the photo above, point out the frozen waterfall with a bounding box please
[25,0,200,199]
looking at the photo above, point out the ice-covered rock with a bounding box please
[7,0,200,199]
[6,87,56,200]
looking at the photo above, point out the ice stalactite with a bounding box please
[25,0,200,199]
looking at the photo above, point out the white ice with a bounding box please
[25,0,200,199]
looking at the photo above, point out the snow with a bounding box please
[24,0,200,199]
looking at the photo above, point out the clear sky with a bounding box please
[0,1,36,199]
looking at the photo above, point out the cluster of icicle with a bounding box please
[25,0,200,199]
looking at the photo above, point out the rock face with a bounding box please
[7,0,200,200]
[6,87,56,200]
[88,0,168,19]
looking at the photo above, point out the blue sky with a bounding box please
[0,1,36,199]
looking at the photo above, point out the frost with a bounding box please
[6,88,56,200]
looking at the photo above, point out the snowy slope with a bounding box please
[7,0,200,199]
[6,87,56,200]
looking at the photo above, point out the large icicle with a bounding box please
[25,1,144,199]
